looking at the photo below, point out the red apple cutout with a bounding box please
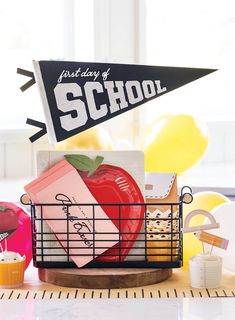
[0,205,18,241]
[0,202,32,269]
[65,154,145,262]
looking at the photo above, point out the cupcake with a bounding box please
[0,251,25,288]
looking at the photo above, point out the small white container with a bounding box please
[189,253,222,288]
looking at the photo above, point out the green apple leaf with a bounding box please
[64,154,104,177]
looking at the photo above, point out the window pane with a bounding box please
[145,0,235,122]
[0,0,94,128]
[74,0,94,61]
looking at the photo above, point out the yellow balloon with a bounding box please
[142,114,208,174]
[55,126,112,151]
[183,191,230,268]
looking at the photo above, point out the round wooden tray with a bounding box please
[38,268,172,289]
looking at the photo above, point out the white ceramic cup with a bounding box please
[189,253,222,288]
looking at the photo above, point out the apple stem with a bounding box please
[0,205,6,212]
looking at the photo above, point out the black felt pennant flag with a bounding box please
[30,60,216,143]
[17,68,35,92]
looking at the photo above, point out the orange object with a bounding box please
[145,173,178,262]
[0,257,25,288]
[195,231,229,250]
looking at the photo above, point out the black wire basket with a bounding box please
[21,186,193,269]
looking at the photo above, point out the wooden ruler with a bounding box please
[1,269,234,300]
[1,287,235,300]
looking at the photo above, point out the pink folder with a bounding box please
[24,160,120,268]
